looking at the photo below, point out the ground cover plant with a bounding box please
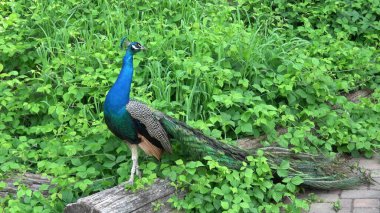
[0,0,379,212]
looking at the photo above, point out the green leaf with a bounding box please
[221,201,229,210]
[311,58,320,66]
[221,184,231,194]
[241,123,253,133]
[186,161,198,168]
[175,159,184,165]
[277,169,288,178]
[146,162,157,170]
[205,203,214,212]
[291,176,304,185]
[244,168,253,178]
[71,158,81,166]
[187,168,196,175]
[105,154,116,161]
[204,156,213,161]
[240,202,250,209]
[39,184,49,191]
[212,187,224,196]
[253,189,264,201]
[347,143,355,151]
[246,156,255,161]
[286,183,296,192]
[0,181,7,189]
[17,190,25,198]
[61,189,73,203]
[272,192,283,202]
[241,112,252,122]
[279,160,290,170]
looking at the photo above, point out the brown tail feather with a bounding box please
[137,134,163,160]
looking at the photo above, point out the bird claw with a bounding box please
[127,164,142,185]
[127,144,141,185]
[126,179,134,185]
[136,167,142,178]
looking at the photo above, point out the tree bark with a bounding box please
[344,88,373,103]
[64,179,183,213]
[0,173,50,198]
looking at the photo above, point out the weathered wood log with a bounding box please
[64,179,183,213]
[344,88,373,103]
[237,127,288,150]
[0,173,50,198]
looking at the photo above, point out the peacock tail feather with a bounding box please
[154,111,372,190]
[262,147,371,189]
[155,111,248,169]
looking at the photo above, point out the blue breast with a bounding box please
[104,107,138,142]
[103,48,138,143]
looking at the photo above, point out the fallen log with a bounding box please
[0,173,50,198]
[344,88,373,103]
[237,127,287,150]
[64,179,182,213]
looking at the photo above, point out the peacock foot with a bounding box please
[126,143,141,185]
[136,166,142,178]
[126,178,134,185]
[126,163,141,184]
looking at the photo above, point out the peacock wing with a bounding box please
[126,100,173,153]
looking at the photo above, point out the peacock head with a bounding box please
[128,42,145,54]
[120,37,145,54]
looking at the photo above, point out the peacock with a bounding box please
[104,38,370,189]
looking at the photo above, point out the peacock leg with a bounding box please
[135,162,141,178]
[127,143,141,184]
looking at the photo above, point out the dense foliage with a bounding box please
[1,0,379,212]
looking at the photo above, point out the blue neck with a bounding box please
[105,48,134,110]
